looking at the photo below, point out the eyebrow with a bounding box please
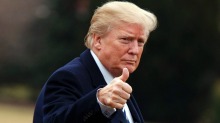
[119,31,147,42]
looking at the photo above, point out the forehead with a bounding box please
[111,23,148,39]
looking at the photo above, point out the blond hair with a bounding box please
[85,1,157,48]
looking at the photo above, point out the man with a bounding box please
[33,1,157,123]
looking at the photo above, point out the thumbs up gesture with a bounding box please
[98,68,132,109]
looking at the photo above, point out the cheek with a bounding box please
[135,49,143,63]
[139,50,143,57]
[111,52,123,62]
[111,46,127,57]
[102,50,121,64]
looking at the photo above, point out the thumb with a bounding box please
[118,68,129,82]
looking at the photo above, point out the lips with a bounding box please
[123,60,136,64]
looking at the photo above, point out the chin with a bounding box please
[126,66,136,73]
[128,69,135,73]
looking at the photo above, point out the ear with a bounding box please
[92,34,102,50]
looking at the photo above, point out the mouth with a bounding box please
[124,60,136,64]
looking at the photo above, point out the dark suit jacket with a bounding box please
[33,49,145,123]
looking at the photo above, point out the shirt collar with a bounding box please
[90,50,114,84]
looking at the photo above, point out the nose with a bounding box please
[128,41,139,55]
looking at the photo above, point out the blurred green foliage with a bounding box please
[0,0,219,123]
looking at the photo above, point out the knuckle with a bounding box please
[127,94,131,99]
[115,103,123,109]
[115,81,123,87]
[112,87,121,94]
[105,98,113,105]
[129,87,132,93]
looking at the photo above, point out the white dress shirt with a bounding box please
[90,50,133,123]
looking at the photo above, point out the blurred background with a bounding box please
[0,0,219,123]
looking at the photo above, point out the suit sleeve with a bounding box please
[43,69,109,123]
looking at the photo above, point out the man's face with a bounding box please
[93,23,149,77]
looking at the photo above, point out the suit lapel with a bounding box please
[80,49,107,87]
[127,95,144,123]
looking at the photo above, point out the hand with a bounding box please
[98,68,132,109]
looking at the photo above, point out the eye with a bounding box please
[121,37,130,41]
[138,40,145,47]
[121,37,127,40]
[119,37,131,43]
